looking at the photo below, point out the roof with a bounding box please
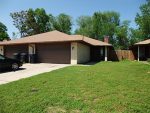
[72,35,111,46]
[0,30,112,46]
[135,39,150,45]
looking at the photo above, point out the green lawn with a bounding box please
[0,61,150,113]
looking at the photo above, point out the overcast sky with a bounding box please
[0,0,146,37]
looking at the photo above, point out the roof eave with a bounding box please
[0,40,81,46]
[134,43,150,46]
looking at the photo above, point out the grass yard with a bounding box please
[0,61,150,113]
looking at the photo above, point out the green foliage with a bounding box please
[135,0,150,39]
[10,8,53,37]
[92,11,120,41]
[0,22,9,41]
[0,61,150,112]
[10,9,72,37]
[76,11,120,41]
[115,20,130,49]
[53,13,72,34]
[10,4,150,48]
[75,16,94,37]
[129,28,144,45]
[75,11,132,49]
[26,8,53,36]
[10,11,28,37]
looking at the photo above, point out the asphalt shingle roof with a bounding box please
[135,39,150,45]
[0,30,112,46]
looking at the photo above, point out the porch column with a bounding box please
[71,42,78,64]
[138,45,140,61]
[105,46,108,61]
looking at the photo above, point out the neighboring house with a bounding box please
[0,30,112,64]
[134,39,150,61]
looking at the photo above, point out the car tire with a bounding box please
[12,63,19,71]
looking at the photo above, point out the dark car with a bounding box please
[0,54,23,71]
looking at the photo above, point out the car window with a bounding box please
[0,55,5,60]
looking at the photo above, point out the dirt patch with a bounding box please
[47,106,66,113]
[70,110,81,113]
[47,107,82,113]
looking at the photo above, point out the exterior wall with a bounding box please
[77,43,90,64]
[4,45,28,58]
[71,42,90,64]
[138,45,150,60]
[0,46,4,55]
[145,45,150,58]
[71,42,78,64]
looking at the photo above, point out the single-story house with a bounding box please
[134,39,150,61]
[0,30,112,64]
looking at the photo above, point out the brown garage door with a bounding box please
[4,45,28,58]
[36,43,71,64]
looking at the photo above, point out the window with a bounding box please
[100,48,103,56]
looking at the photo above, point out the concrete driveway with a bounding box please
[0,63,69,85]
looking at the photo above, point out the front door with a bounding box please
[28,44,36,62]
[29,44,35,55]
[0,46,4,55]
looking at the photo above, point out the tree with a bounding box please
[12,32,19,40]
[0,22,9,41]
[135,0,150,39]
[75,11,135,49]
[53,13,72,34]
[115,20,130,49]
[75,16,94,37]
[129,29,144,46]
[92,11,120,42]
[10,8,53,37]
[10,11,28,37]
[26,8,53,35]
[75,11,120,46]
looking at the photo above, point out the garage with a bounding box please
[4,45,28,58]
[36,42,71,64]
